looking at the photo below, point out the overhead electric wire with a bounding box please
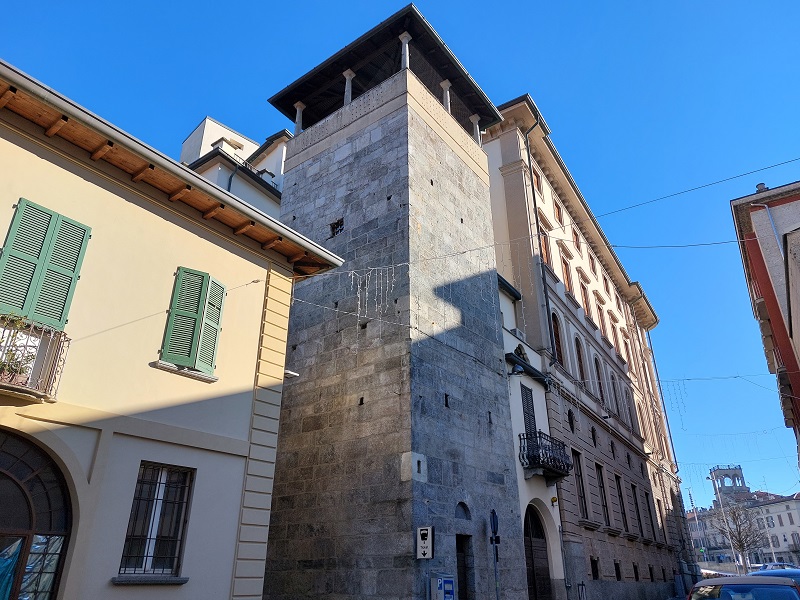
[565,155,800,225]
[295,155,800,284]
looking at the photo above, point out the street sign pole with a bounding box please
[490,510,500,600]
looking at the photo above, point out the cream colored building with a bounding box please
[484,95,697,599]
[181,117,291,218]
[0,61,340,600]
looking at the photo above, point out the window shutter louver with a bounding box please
[195,278,225,375]
[161,268,225,375]
[520,384,537,436]
[29,214,91,329]
[161,268,209,369]
[0,199,90,329]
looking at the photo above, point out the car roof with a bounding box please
[695,576,798,586]
[751,569,800,576]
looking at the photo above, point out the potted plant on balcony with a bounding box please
[0,314,36,386]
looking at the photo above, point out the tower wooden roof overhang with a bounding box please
[0,60,343,276]
[269,4,501,133]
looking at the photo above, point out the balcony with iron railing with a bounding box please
[0,314,69,401]
[519,430,573,484]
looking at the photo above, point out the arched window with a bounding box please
[574,337,586,384]
[551,313,564,365]
[625,389,634,427]
[0,429,71,600]
[455,502,471,521]
[610,373,619,414]
[594,357,605,403]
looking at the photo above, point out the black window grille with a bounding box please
[120,462,193,576]
[596,464,610,526]
[631,484,644,537]
[644,491,657,540]
[329,218,344,238]
[590,556,599,580]
[616,475,629,532]
[573,451,588,519]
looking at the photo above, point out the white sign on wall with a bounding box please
[416,526,434,559]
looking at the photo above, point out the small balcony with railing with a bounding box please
[0,314,69,401]
[518,430,573,484]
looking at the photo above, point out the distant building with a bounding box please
[732,181,800,464]
[686,465,798,566]
[0,60,339,600]
[750,494,800,565]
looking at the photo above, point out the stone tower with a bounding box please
[710,464,752,504]
[264,6,528,599]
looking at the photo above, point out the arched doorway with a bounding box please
[523,505,552,600]
[0,429,71,600]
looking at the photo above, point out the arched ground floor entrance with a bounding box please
[524,504,552,600]
[0,429,71,600]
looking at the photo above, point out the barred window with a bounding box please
[120,463,193,576]
[573,451,588,519]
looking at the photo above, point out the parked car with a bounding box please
[758,563,800,571]
[750,569,800,586]
[688,575,800,599]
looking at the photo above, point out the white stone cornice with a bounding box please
[499,159,529,179]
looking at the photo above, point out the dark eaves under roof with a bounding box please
[246,129,292,165]
[269,4,501,131]
[496,94,552,136]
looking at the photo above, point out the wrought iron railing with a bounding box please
[0,314,70,399]
[519,430,573,476]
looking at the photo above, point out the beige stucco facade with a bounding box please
[0,62,339,600]
[484,96,696,599]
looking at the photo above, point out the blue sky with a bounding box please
[3,1,800,508]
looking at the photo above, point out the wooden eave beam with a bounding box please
[132,164,154,182]
[234,221,255,235]
[261,236,282,250]
[91,141,113,161]
[45,115,68,137]
[293,259,322,268]
[169,185,191,202]
[0,87,17,109]
[203,203,224,220]
[288,251,308,264]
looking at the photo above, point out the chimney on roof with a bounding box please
[756,182,769,192]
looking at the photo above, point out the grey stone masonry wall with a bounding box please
[404,106,528,599]
[265,71,527,600]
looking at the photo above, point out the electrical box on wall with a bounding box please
[430,573,455,600]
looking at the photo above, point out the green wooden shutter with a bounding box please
[195,277,225,375]
[0,200,58,316]
[0,199,90,329]
[161,267,209,369]
[29,213,91,329]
